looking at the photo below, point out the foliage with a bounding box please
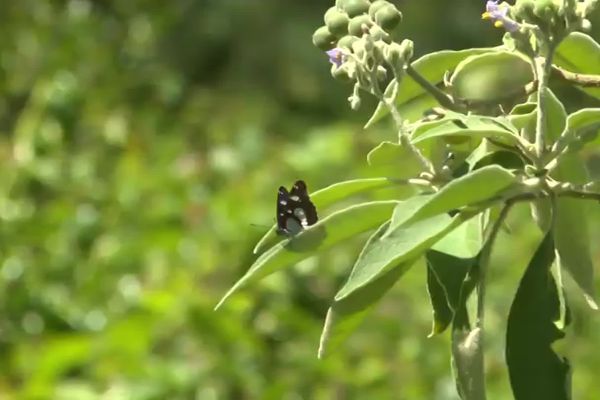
[222,0,600,399]
[2,0,600,399]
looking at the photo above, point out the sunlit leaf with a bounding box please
[555,32,600,99]
[366,141,425,178]
[335,212,470,301]
[318,222,417,358]
[552,153,598,310]
[253,178,395,254]
[366,48,494,127]
[216,200,397,309]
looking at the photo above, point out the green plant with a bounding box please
[219,1,600,398]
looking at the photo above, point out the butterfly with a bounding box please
[276,180,319,236]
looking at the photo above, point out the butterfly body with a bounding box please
[276,180,318,236]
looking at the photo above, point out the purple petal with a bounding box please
[326,48,344,68]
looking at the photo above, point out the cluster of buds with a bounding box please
[483,0,597,37]
[312,0,413,109]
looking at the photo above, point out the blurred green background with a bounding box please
[1,1,600,399]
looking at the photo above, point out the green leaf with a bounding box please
[335,212,468,301]
[391,165,516,229]
[366,48,494,127]
[565,108,600,134]
[432,214,483,258]
[449,51,533,103]
[318,222,416,358]
[506,232,571,400]
[426,251,474,336]
[552,154,598,310]
[366,141,424,178]
[508,102,536,141]
[541,88,567,144]
[216,200,397,309]
[556,108,600,153]
[253,178,395,254]
[555,32,600,99]
[411,118,519,147]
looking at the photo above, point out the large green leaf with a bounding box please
[426,251,474,336]
[555,32,600,99]
[557,108,600,153]
[318,222,416,358]
[365,48,494,127]
[506,232,571,400]
[411,118,519,147]
[450,52,533,103]
[388,165,516,231]
[552,154,598,310]
[432,215,483,258]
[366,141,425,178]
[335,211,469,301]
[216,200,397,309]
[541,88,567,144]
[253,178,395,254]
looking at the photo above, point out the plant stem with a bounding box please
[475,202,513,330]
[405,65,459,111]
[534,48,555,162]
[369,70,435,175]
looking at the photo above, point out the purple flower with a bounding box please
[482,1,519,32]
[326,48,344,68]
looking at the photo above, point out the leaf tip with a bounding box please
[317,307,336,359]
[584,293,599,310]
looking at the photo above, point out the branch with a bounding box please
[552,65,600,88]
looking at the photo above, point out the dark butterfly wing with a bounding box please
[289,180,318,226]
[277,186,302,235]
[276,180,319,236]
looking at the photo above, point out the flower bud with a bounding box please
[374,4,403,32]
[369,0,389,17]
[324,7,350,36]
[340,0,371,18]
[312,26,336,50]
[332,64,353,82]
[369,25,391,42]
[533,0,559,20]
[348,14,373,36]
[337,35,358,50]
[512,0,536,22]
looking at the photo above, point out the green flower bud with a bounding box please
[369,25,391,42]
[337,35,359,50]
[332,64,353,82]
[340,0,371,17]
[368,0,389,17]
[324,7,350,36]
[312,26,336,50]
[375,65,388,81]
[580,18,592,31]
[512,0,536,21]
[533,0,559,20]
[374,4,402,32]
[348,14,373,36]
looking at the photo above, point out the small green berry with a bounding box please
[348,14,373,36]
[368,0,389,17]
[337,35,358,50]
[312,26,336,50]
[341,0,371,18]
[375,4,402,32]
[325,7,350,36]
